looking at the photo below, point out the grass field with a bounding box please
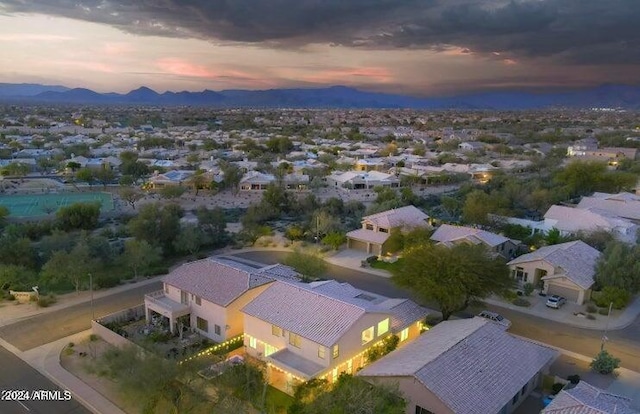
[0,192,114,217]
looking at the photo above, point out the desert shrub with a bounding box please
[94,274,120,289]
[89,334,99,342]
[586,304,598,313]
[37,294,57,308]
[586,314,596,320]
[598,308,610,315]
[366,256,378,264]
[593,286,630,310]
[523,283,535,296]
[567,374,580,384]
[512,298,531,307]
[590,350,620,374]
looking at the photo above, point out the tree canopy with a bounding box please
[392,243,512,320]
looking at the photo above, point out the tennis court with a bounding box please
[0,192,114,217]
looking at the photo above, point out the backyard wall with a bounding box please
[92,305,146,352]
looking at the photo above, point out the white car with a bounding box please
[478,310,511,328]
[546,295,567,309]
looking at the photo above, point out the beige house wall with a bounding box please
[509,260,555,288]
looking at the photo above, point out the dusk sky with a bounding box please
[0,0,639,96]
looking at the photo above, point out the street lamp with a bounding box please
[88,273,94,320]
[600,301,613,351]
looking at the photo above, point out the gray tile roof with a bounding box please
[269,348,325,379]
[507,241,601,289]
[431,224,509,247]
[578,192,640,221]
[542,381,639,414]
[358,317,558,414]
[242,280,428,346]
[163,257,299,307]
[346,228,390,245]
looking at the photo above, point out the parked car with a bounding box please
[546,295,567,309]
[477,310,511,328]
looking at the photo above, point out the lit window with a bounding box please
[289,333,302,348]
[196,317,208,332]
[362,326,374,345]
[332,345,339,359]
[346,360,353,373]
[249,336,257,349]
[400,328,409,342]
[318,346,325,359]
[272,325,284,336]
[377,319,389,336]
[195,296,201,306]
[265,344,277,357]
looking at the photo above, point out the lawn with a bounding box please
[265,386,294,413]
[370,258,404,273]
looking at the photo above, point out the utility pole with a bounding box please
[89,273,94,321]
[600,301,613,351]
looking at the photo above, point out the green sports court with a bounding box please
[0,192,114,217]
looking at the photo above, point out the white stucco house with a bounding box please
[506,241,601,305]
[544,204,638,244]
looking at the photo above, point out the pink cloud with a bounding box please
[301,67,394,84]
[157,58,218,78]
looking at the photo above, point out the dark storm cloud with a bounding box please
[1,0,639,63]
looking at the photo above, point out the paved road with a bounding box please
[234,250,640,371]
[0,346,90,414]
[0,282,162,351]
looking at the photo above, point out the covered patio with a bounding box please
[144,290,190,334]
[267,349,325,394]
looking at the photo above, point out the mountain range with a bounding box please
[2,83,640,110]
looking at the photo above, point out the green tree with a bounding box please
[56,202,101,231]
[94,165,115,188]
[1,162,29,178]
[595,241,640,292]
[383,228,405,253]
[173,224,204,255]
[196,206,228,247]
[40,244,97,293]
[0,205,8,228]
[122,239,162,278]
[187,171,208,196]
[75,168,94,186]
[119,187,144,209]
[392,243,512,320]
[593,286,631,309]
[322,232,346,250]
[159,185,186,199]
[220,161,242,193]
[284,250,326,282]
[128,203,183,253]
[590,350,620,375]
[462,190,495,225]
[0,264,37,291]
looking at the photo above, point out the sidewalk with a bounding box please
[484,294,640,331]
[0,331,126,414]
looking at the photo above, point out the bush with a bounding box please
[68,342,75,348]
[598,308,610,315]
[37,294,57,308]
[523,283,535,296]
[366,256,378,264]
[590,350,620,374]
[502,290,518,302]
[593,286,630,310]
[89,334,99,342]
[512,298,531,307]
[425,314,442,327]
[586,314,596,320]
[551,383,565,395]
[94,274,120,289]
[147,266,169,276]
[586,304,598,313]
[567,374,580,384]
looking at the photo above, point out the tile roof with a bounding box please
[358,317,558,414]
[346,228,390,245]
[507,241,600,289]
[362,205,430,229]
[578,193,640,221]
[242,280,428,346]
[542,381,639,414]
[163,257,299,307]
[544,205,634,233]
[431,224,509,247]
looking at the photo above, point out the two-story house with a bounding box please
[430,224,520,259]
[241,279,429,394]
[346,205,431,255]
[144,256,300,342]
[506,241,601,305]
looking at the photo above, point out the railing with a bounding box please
[144,290,168,308]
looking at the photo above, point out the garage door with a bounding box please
[547,284,580,303]
[348,239,369,253]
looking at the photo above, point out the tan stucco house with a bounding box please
[144,256,299,341]
[241,279,429,394]
[507,241,601,305]
[346,205,431,255]
[430,223,520,259]
[358,317,558,414]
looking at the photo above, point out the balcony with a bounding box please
[144,290,190,320]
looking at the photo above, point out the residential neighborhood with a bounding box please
[2,105,640,414]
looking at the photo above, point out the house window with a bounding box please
[400,328,409,342]
[515,267,528,283]
[249,336,257,349]
[180,290,189,305]
[318,346,325,359]
[272,325,284,337]
[332,368,338,381]
[289,333,302,348]
[377,319,389,336]
[378,227,388,233]
[362,326,375,345]
[346,360,353,374]
[415,406,435,414]
[214,324,221,335]
[196,317,208,332]
[332,345,339,359]
[195,296,201,306]
[265,343,277,357]
[365,223,374,230]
